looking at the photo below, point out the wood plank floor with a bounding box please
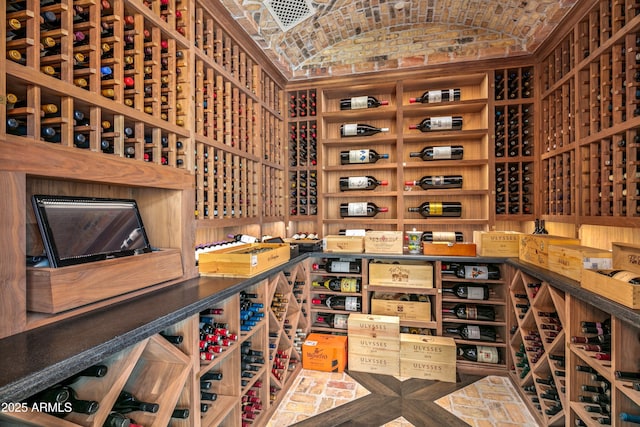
[290,370,482,427]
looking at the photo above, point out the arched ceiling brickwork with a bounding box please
[218,0,580,79]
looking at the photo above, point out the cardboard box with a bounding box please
[399,358,456,382]
[364,231,403,254]
[198,243,290,277]
[422,242,476,256]
[348,352,400,376]
[547,244,612,282]
[368,262,433,288]
[347,313,400,339]
[473,231,522,257]
[518,234,580,268]
[302,333,348,372]
[370,296,431,321]
[27,249,183,314]
[323,235,365,253]
[581,242,640,309]
[399,334,457,363]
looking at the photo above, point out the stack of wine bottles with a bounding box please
[199,307,238,361]
[289,170,317,216]
[289,90,317,118]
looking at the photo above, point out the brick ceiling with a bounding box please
[219,0,579,80]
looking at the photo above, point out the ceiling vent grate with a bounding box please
[264,0,316,32]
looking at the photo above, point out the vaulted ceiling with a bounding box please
[219,0,580,80]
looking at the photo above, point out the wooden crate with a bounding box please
[364,231,403,254]
[198,243,290,277]
[323,235,364,253]
[370,296,431,321]
[27,249,183,314]
[473,231,522,257]
[548,244,612,282]
[581,242,640,309]
[368,262,433,288]
[422,242,476,256]
[399,334,457,363]
[518,235,580,268]
[347,313,400,339]
[348,334,400,356]
[399,358,456,382]
[348,352,400,376]
[302,333,348,372]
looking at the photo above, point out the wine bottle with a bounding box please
[339,176,388,191]
[621,413,640,424]
[313,260,361,274]
[409,116,463,132]
[421,231,464,242]
[445,324,497,341]
[340,149,389,164]
[159,332,183,344]
[340,96,388,110]
[312,277,361,292]
[442,284,490,300]
[442,304,495,321]
[596,269,640,284]
[104,412,131,427]
[405,175,463,189]
[455,264,501,280]
[409,145,463,161]
[61,364,108,385]
[66,387,99,415]
[407,201,462,217]
[457,345,499,363]
[172,408,190,419]
[113,391,159,414]
[340,202,388,217]
[340,123,389,137]
[325,296,361,311]
[409,88,461,103]
[314,313,349,329]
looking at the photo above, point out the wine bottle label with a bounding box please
[334,314,349,329]
[350,96,368,109]
[429,202,443,215]
[348,149,369,163]
[345,296,358,311]
[611,270,640,283]
[340,278,358,292]
[428,90,443,103]
[432,231,456,242]
[477,346,499,363]
[343,124,359,136]
[347,202,368,216]
[462,266,489,280]
[329,261,350,273]
[467,286,486,300]
[467,305,478,319]
[347,176,369,189]
[466,325,481,339]
[430,116,453,130]
[432,146,452,159]
[433,176,445,185]
[344,229,367,236]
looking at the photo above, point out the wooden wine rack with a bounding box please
[493,66,536,218]
[538,0,640,225]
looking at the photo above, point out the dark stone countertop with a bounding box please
[1,252,638,404]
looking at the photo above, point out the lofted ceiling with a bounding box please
[218,0,580,80]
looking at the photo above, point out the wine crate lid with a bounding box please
[473,231,522,257]
[422,242,476,256]
[370,297,431,321]
[399,334,456,364]
[347,313,400,339]
[518,234,580,268]
[348,352,400,376]
[547,244,612,282]
[323,235,364,253]
[613,242,640,275]
[399,358,456,383]
[368,261,433,288]
[364,231,403,254]
[348,334,400,356]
